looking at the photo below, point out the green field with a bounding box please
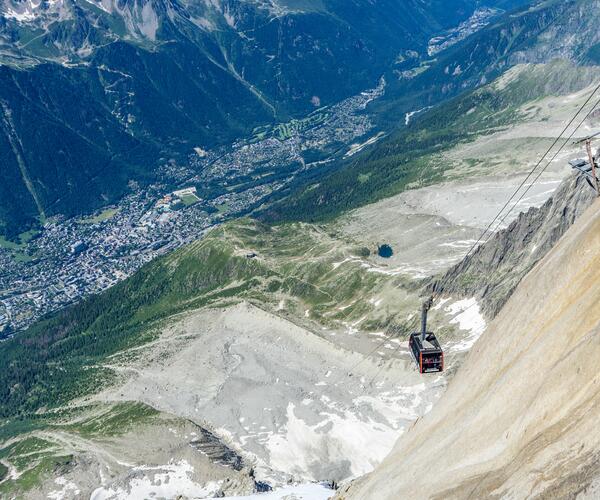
[11,252,35,263]
[178,193,201,206]
[216,202,231,214]
[0,228,39,250]
[251,110,329,142]
[0,229,38,262]
[78,207,119,224]
[0,237,21,250]
[273,112,328,140]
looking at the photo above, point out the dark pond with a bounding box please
[377,244,393,258]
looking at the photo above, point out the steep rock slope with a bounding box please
[434,173,596,317]
[339,198,600,499]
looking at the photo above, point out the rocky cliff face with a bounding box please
[510,0,600,65]
[339,195,600,500]
[432,172,596,317]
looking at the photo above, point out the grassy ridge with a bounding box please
[0,430,75,497]
[0,219,410,419]
[0,401,162,497]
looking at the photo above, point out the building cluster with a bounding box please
[0,80,386,334]
[427,7,499,56]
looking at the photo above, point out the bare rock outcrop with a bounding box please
[432,172,595,317]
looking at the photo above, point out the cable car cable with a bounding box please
[455,81,600,271]
[340,70,600,390]
[481,92,600,244]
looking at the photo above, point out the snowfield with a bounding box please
[444,298,487,351]
[90,461,222,500]
[216,482,334,500]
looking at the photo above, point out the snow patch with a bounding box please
[432,297,451,311]
[445,298,487,351]
[345,132,385,158]
[405,106,432,125]
[48,477,81,500]
[91,460,222,500]
[266,373,445,482]
[438,239,478,249]
[369,297,383,308]
[362,262,429,280]
[332,257,358,270]
[267,403,397,478]
[342,315,366,336]
[216,482,334,499]
[3,8,35,21]
[355,381,435,424]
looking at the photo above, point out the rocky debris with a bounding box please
[94,302,448,485]
[17,412,260,500]
[189,427,245,471]
[431,172,595,317]
[509,0,600,66]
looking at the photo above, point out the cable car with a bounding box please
[409,296,444,373]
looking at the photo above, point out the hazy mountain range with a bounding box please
[0,0,533,238]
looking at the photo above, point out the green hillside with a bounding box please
[261,60,599,223]
[0,218,420,418]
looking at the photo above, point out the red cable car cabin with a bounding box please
[409,296,444,373]
[409,332,444,373]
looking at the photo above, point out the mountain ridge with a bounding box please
[0,0,497,238]
[432,172,596,318]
